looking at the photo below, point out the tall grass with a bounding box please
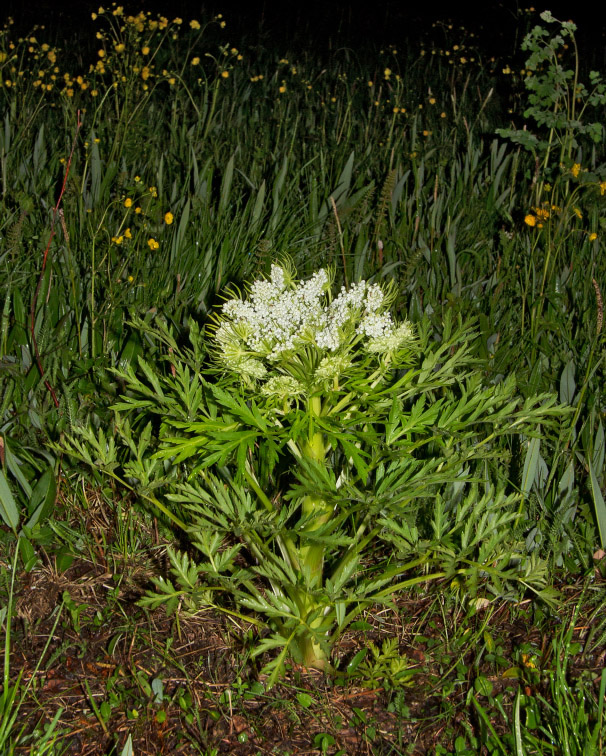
[0,5,604,587]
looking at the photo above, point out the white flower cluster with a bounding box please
[215,264,415,372]
[219,265,329,361]
[366,321,415,353]
[315,354,353,381]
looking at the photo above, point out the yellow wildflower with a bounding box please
[589,232,598,242]
[600,181,606,195]
[124,198,133,208]
[221,70,229,78]
[383,67,391,80]
[191,57,200,66]
[573,207,583,219]
[148,238,159,250]
[164,212,174,225]
[524,214,537,227]
[190,19,201,29]
[571,163,581,178]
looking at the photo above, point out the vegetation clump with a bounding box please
[0,5,605,754]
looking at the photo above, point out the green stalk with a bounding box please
[294,395,333,669]
[299,395,331,587]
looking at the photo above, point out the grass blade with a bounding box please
[588,457,606,548]
[0,469,19,531]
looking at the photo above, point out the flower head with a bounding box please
[213,264,415,381]
[260,375,305,399]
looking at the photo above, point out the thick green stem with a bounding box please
[298,620,329,669]
[292,395,333,669]
[299,396,331,588]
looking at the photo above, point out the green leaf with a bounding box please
[219,151,236,215]
[26,467,56,522]
[4,442,32,498]
[521,437,541,497]
[593,420,605,478]
[588,457,606,548]
[347,649,367,675]
[0,468,19,530]
[19,536,37,570]
[559,359,576,405]
[474,675,493,697]
[296,692,313,708]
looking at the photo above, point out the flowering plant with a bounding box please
[63,263,561,681]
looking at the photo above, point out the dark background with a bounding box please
[3,0,606,50]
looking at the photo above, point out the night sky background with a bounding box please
[3,1,606,54]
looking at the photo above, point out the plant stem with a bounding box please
[293,395,333,669]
